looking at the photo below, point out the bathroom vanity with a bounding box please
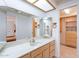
[20,40,55,58]
[0,38,55,58]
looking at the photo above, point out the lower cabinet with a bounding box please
[43,48,49,58]
[20,53,31,58]
[20,40,55,58]
[31,48,43,58]
[49,51,55,58]
[42,44,49,58]
[49,41,55,57]
[32,53,43,58]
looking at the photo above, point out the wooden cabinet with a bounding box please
[20,40,55,58]
[49,41,55,58]
[65,16,77,48]
[42,44,49,58]
[34,53,43,58]
[31,48,42,58]
[66,31,77,47]
[43,48,49,58]
[60,16,77,48]
[49,51,55,58]
[20,53,31,58]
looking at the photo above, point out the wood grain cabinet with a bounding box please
[49,41,55,58]
[20,40,55,58]
[42,44,49,58]
[60,16,77,48]
[20,53,31,58]
[31,48,43,58]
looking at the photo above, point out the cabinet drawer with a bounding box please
[20,53,31,58]
[49,50,55,58]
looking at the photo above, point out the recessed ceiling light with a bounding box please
[64,9,70,14]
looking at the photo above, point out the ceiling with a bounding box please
[53,0,76,5]
[24,0,76,12]
[25,0,55,12]
[60,6,77,17]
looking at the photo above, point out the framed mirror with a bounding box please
[40,17,52,38]
[6,16,16,42]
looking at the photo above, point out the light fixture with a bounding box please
[25,0,55,12]
[26,0,37,3]
[64,9,70,14]
[34,0,54,12]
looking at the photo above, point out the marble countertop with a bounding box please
[0,38,55,58]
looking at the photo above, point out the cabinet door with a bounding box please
[66,31,77,47]
[31,48,43,58]
[42,43,49,58]
[50,45,55,52]
[49,41,55,52]
[43,48,49,58]
[49,41,55,58]
[49,51,55,58]
[61,16,77,47]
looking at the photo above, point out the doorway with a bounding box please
[60,6,77,58]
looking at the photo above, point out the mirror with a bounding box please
[40,17,52,38]
[6,15,16,42]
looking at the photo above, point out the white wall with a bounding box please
[77,0,79,57]
[0,10,6,42]
[45,10,60,57]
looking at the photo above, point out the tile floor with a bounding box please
[60,45,76,58]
